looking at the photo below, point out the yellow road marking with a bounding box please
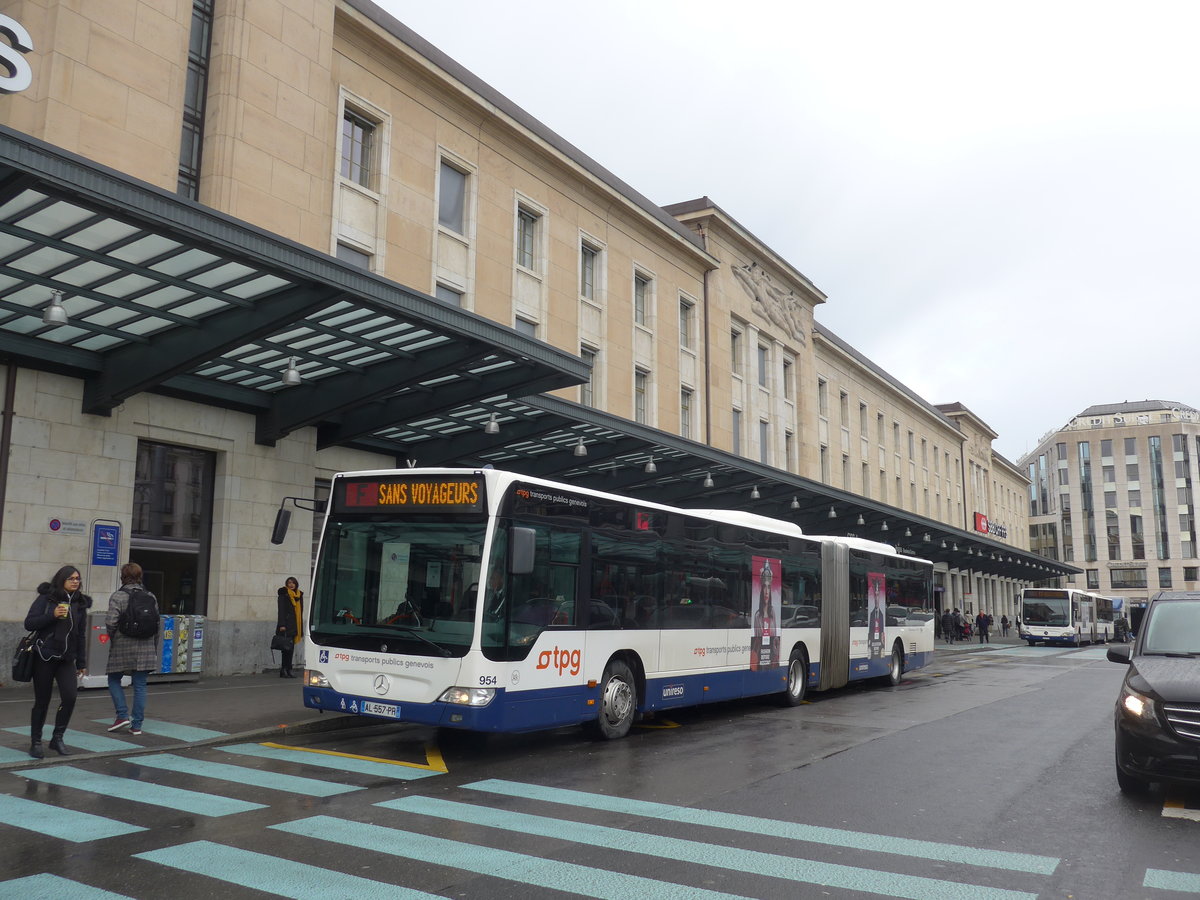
[635,719,681,730]
[260,741,448,773]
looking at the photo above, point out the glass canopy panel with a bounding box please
[64,220,144,252]
[95,273,160,297]
[9,245,78,275]
[149,248,221,277]
[109,234,185,264]
[18,201,98,236]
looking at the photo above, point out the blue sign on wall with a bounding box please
[92,523,120,566]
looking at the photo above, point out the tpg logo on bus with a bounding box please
[535,646,581,676]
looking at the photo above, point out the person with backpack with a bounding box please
[104,561,160,735]
[24,564,91,758]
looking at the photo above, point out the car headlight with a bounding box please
[304,669,330,688]
[1119,684,1155,720]
[438,686,496,707]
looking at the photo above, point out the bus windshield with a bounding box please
[310,517,487,657]
[1022,593,1069,626]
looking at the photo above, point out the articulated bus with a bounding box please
[1018,587,1114,646]
[293,468,935,739]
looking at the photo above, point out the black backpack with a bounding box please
[119,588,160,639]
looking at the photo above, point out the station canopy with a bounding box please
[0,126,1075,582]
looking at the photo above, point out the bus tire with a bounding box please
[883,643,903,686]
[779,646,809,707]
[588,659,636,740]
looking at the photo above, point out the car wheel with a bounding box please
[779,647,808,707]
[587,659,636,740]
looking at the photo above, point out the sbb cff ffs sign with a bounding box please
[336,477,484,513]
[974,513,1008,540]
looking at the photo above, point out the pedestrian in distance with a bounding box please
[24,564,90,758]
[976,610,990,644]
[1000,614,1010,636]
[276,576,303,678]
[941,609,955,644]
[952,608,964,642]
[105,562,160,735]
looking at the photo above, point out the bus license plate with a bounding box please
[361,701,399,719]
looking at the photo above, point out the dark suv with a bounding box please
[1107,591,1200,793]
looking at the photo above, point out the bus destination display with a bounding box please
[336,476,484,513]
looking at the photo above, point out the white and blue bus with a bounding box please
[295,468,935,739]
[1018,587,1114,646]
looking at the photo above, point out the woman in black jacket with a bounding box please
[276,576,303,678]
[24,564,91,758]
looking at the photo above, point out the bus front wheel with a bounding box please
[779,647,809,707]
[588,659,636,740]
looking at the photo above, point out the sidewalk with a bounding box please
[0,672,368,770]
[935,628,1024,651]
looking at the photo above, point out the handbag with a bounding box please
[11,632,36,682]
[270,632,291,652]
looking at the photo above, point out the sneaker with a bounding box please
[128,728,143,735]
[107,717,131,732]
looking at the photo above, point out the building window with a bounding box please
[680,389,693,439]
[435,283,462,306]
[634,369,649,424]
[341,109,375,188]
[1111,568,1148,589]
[862,462,870,497]
[336,242,372,269]
[515,317,538,338]
[1086,569,1099,590]
[785,431,795,471]
[730,327,743,376]
[731,408,742,456]
[178,0,215,199]
[820,446,830,483]
[438,161,467,233]
[757,345,769,388]
[839,391,849,425]
[859,402,868,435]
[760,421,770,464]
[843,454,851,489]
[580,243,599,301]
[679,297,695,350]
[818,378,828,417]
[877,413,885,444]
[516,207,539,270]
[580,345,597,407]
[634,274,650,326]
[1185,566,1198,581]
[782,359,794,401]
[1159,567,1173,588]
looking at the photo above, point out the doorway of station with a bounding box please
[131,441,214,615]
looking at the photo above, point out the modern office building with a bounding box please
[0,1,1067,673]
[1021,400,1199,614]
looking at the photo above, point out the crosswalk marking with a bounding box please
[14,765,265,817]
[0,873,132,899]
[378,795,1036,900]
[0,746,32,765]
[273,815,758,900]
[135,840,436,899]
[122,753,361,797]
[220,742,438,780]
[91,718,225,742]
[4,727,138,753]
[464,779,1059,875]
[1144,868,1200,894]
[0,794,144,841]
[260,740,448,773]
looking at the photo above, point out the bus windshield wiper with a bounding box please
[377,623,452,657]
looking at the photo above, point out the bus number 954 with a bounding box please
[479,675,498,686]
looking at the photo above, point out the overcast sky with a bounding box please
[378,0,1199,463]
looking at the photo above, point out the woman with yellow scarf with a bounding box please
[275,576,303,678]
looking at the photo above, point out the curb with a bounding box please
[0,710,385,771]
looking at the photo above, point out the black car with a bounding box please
[1107,591,1200,793]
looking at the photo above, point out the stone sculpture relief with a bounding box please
[731,262,806,344]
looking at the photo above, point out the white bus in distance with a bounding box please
[290,468,936,739]
[1018,587,1114,646]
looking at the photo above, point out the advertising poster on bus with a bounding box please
[750,556,782,670]
[867,572,886,658]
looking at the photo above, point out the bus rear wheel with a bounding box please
[779,647,809,707]
[587,659,636,740]
[883,643,903,686]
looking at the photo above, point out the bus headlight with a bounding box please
[1120,685,1154,720]
[438,686,496,707]
[304,669,330,688]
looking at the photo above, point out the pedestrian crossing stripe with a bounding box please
[13,765,265,817]
[3,727,138,754]
[258,740,448,773]
[274,815,760,900]
[375,796,1037,900]
[463,779,1059,875]
[135,840,438,899]
[1144,868,1200,894]
[0,873,132,899]
[220,742,440,780]
[91,718,225,742]
[0,794,145,842]
[122,753,362,797]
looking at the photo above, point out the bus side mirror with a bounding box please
[511,527,536,575]
[270,507,291,545]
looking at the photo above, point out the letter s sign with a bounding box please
[0,15,34,95]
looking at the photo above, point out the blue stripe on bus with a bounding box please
[14,766,265,817]
[463,779,1059,875]
[377,796,1040,900]
[273,815,757,900]
[135,840,434,899]
[0,794,145,841]
[1144,868,1200,894]
[123,753,362,796]
[0,873,133,899]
